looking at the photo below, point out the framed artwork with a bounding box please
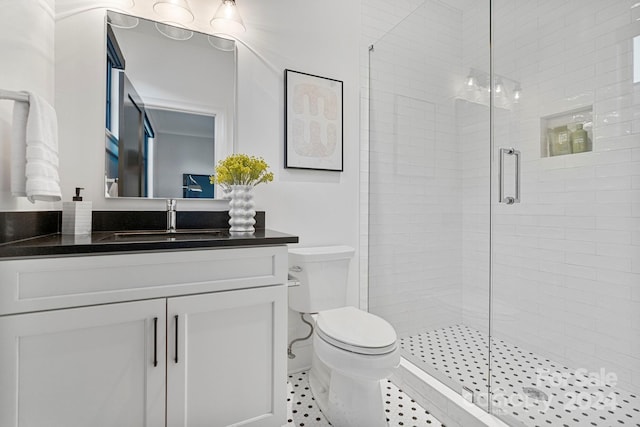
[182,173,215,199]
[285,69,343,171]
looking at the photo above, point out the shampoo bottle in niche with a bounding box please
[62,187,92,235]
[571,123,589,153]
[550,125,572,156]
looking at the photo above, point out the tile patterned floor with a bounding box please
[401,324,640,427]
[284,370,444,427]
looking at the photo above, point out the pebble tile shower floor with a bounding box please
[284,370,443,426]
[401,325,640,427]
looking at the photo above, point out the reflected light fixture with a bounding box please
[210,0,246,35]
[465,72,475,87]
[494,81,511,109]
[107,12,139,29]
[458,68,522,109]
[153,0,194,24]
[513,83,522,103]
[208,35,236,52]
[155,22,193,41]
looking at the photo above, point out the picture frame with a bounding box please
[182,173,215,199]
[284,69,343,171]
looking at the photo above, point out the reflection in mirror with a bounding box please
[104,11,236,200]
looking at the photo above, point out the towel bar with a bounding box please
[0,89,29,103]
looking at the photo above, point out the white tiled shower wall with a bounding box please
[364,0,640,395]
[366,0,466,338]
[490,0,639,394]
[359,0,428,312]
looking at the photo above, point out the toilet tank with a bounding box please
[288,245,355,313]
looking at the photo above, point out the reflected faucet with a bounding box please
[167,199,177,233]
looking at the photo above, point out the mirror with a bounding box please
[104,11,236,199]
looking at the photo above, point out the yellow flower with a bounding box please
[209,154,274,189]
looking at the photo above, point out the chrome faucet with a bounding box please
[167,199,177,233]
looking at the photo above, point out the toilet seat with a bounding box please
[315,306,397,355]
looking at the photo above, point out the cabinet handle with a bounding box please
[174,315,179,364]
[153,317,158,367]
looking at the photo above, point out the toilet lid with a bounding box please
[316,306,397,355]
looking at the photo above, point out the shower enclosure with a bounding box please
[367,1,639,425]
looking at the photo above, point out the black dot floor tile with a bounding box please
[399,325,640,427]
[284,371,443,426]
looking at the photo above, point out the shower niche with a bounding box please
[540,106,593,157]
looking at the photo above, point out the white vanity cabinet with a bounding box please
[0,298,167,427]
[0,246,288,427]
[167,286,285,427]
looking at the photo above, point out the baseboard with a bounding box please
[287,341,313,374]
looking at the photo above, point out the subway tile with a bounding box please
[566,252,631,272]
[597,243,640,259]
[364,0,640,397]
[563,263,598,280]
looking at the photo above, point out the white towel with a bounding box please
[24,92,62,203]
[10,97,28,197]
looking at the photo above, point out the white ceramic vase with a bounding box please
[228,184,256,233]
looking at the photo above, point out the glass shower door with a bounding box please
[489,1,640,425]
[368,0,493,412]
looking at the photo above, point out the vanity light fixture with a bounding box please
[210,0,246,35]
[153,0,194,24]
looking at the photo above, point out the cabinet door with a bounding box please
[167,285,287,427]
[0,299,166,427]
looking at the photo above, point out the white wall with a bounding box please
[0,0,57,211]
[1,0,361,371]
[233,0,360,371]
[51,0,360,248]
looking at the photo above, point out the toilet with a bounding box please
[288,246,400,427]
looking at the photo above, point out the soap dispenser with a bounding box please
[62,187,92,235]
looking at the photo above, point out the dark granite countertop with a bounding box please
[0,229,298,259]
[0,210,298,259]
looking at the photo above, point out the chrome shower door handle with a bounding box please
[499,147,521,205]
[514,148,521,203]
